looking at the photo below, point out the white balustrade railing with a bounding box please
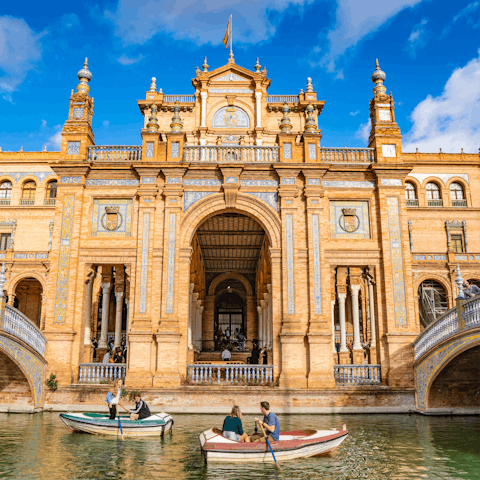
[334,365,381,384]
[414,296,480,361]
[187,364,273,384]
[163,95,196,103]
[88,146,142,161]
[184,145,279,163]
[78,363,126,383]
[267,95,300,103]
[320,147,375,163]
[1,304,47,357]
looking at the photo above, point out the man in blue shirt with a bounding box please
[254,401,280,442]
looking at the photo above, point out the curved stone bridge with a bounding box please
[0,299,47,409]
[413,296,480,412]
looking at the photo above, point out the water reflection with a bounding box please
[0,413,479,479]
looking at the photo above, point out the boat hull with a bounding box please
[60,412,173,437]
[199,428,348,463]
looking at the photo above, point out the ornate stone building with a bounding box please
[1,56,479,411]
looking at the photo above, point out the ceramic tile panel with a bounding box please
[166,213,177,314]
[329,201,370,239]
[312,214,322,314]
[286,214,295,314]
[91,199,133,237]
[139,212,150,313]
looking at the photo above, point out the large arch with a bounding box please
[208,271,253,296]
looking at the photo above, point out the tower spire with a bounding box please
[371,59,386,96]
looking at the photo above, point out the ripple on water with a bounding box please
[0,413,479,479]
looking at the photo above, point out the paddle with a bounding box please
[258,421,281,469]
[118,403,129,413]
[117,413,125,441]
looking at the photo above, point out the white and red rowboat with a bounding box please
[199,427,348,463]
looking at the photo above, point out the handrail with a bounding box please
[319,147,375,163]
[267,95,299,103]
[187,363,273,384]
[184,145,279,163]
[88,146,142,161]
[78,363,126,383]
[334,364,381,384]
[163,95,196,103]
[1,304,47,357]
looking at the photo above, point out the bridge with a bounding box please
[413,291,480,413]
[0,297,47,410]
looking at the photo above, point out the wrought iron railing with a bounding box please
[334,365,381,384]
[427,199,443,207]
[267,95,300,103]
[452,199,467,207]
[319,147,375,163]
[88,146,142,161]
[187,364,273,384]
[406,199,419,207]
[184,145,279,163]
[78,363,126,383]
[163,95,196,103]
[1,304,47,357]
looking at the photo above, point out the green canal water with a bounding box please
[0,413,479,479]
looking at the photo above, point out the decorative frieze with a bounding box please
[86,179,139,186]
[141,177,156,184]
[0,172,55,183]
[306,178,321,185]
[60,176,82,184]
[324,180,376,188]
[184,191,215,211]
[244,192,278,212]
[281,178,295,185]
[240,179,278,186]
[72,108,84,118]
[380,179,402,186]
[184,179,222,186]
[166,177,182,184]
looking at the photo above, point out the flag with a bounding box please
[222,17,230,49]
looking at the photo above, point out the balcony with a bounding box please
[20,199,35,206]
[406,199,419,207]
[88,146,142,161]
[44,198,56,206]
[319,147,375,163]
[334,365,381,385]
[267,95,300,103]
[0,199,11,206]
[78,363,126,383]
[452,199,467,207]
[184,145,279,163]
[428,199,443,207]
[187,363,273,385]
[163,95,195,103]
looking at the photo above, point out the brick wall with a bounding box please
[0,351,33,406]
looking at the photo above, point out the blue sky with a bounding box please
[1,0,479,153]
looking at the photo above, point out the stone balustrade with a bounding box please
[320,147,375,163]
[414,296,480,361]
[87,146,142,161]
[187,364,273,385]
[267,95,300,103]
[334,365,381,384]
[163,95,196,103]
[1,304,47,357]
[184,145,279,163]
[78,363,126,383]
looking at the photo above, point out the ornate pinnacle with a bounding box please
[278,103,292,133]
[149,77,157,92]
[306,77,313,92]
[455,263,465,300]
[77,57,92,95]
[371,58,386,96]
[202,57,209,72]
[304,103,317,133]
[146,104,159,132]
[170,101,183,132]
[255,58,261,72]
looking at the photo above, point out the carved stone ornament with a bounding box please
[101,206,123,231]
[339,208,360,233]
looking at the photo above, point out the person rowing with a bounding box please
[105,379,122,420]
[253,401,280,443]
[129,393,151,420]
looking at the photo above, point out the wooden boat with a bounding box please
[59,412,174,437]
[199,427,348,463]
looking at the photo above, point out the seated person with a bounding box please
[221,347,231,361]
[102,349,111,364]
[253,401,280,443]
[129,394,151,420]
[113,348,124,364]
[222,405,250,442]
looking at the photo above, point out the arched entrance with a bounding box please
[0,350,34,408]
[418,280,448,327]
[14,278,43,328]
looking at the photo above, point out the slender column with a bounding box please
[338,293,347,352]
[197,304,204,351]
[98,282,111,348]
[84,274,94,346]
[114,291,124,348]
[261,299,267,347]
[7,293,16,306]
[350,284,362,350]
[331,299,336,353]
[257,305,263,343]
[188,284,195,349]
[255,92,262,128]
[200,92,208,128]
[125,298,129,345]
[368,279,377,348]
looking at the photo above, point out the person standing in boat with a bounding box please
[222,405,250,443]
[129,394,151,420]
[105,379,122,420]
[253,401,280,443]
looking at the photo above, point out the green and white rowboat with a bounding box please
[59,412,174,437]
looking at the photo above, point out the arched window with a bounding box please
[0,181,12,204]
[405,182,417,200]
[426,182,442,206]
[21,181,36,205]
[46,181,57,198]
[450,182,464,200]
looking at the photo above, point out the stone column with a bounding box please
[261,299,267,347]
[125,298,129,345]
[350,284,364,364]
[255,91,262,128]
[196,304,204,352]
[257,305,263,343]
[114,291,123,348]
[98,282,111,349]
[338,292,349,364]
[368,278,377,364]
[187,284,195,349]
[84,274,94,346]
[7,293,16,306]
[331,299,336,354]
[200,92,208,128]
[246,295,257,346]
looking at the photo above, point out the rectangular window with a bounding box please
[0,233,11,250]
[451,234,464,253]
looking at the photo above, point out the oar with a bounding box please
[117,413,125,440]
[259,421,281,469]
[118,403,129,413]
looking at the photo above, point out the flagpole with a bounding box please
[229,15,233,60]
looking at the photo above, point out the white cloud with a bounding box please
[349,110,359,116]
[0,16,42,101]
[442,2,480,36]
[355,118,371,145]
[59,13,81,30]
[106,0,313,46]
[117,54,144,65]
[402,51,480,153]
[41,119,47,128]
[315,0,424,71]
[406,17,428,58]
[47,127,62,150]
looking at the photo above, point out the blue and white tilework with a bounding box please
[413,255,426,261]
[306,178,321,186]
[166,177,182,184]
[166,213,177,314]
[382,144,396,158]
[308,143,317,160]
[213,73,248,82]
[35,253,48,259]
[283,143,292,160]
[240,179,278,187]
[281,178,295,185]
[312,214,322,314]
[60,176,82,184]
[380,179,402,186]
[0,254,6,259]
[14,254,27,259]
[54,194,75,324]
[86,179,139,186]
[386,197,407,326]
[183,179,222,186]
[286,214,295,315]
[72,108,84,119]
[209,88,253,93]
[171,142,180,158]
[141,177,156,184]
[225,177,237,184]
[67,141,81,155]
[212,106,250,128]
[184,191,215,211]
[245,192,278,212]
[139,212,150,313]
[91,199,133,237]
[330,201,370,239]
[146,142,154,158]
[0,172,55,183]
[323,181,376,188]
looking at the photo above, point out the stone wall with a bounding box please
[0,351,33,407]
